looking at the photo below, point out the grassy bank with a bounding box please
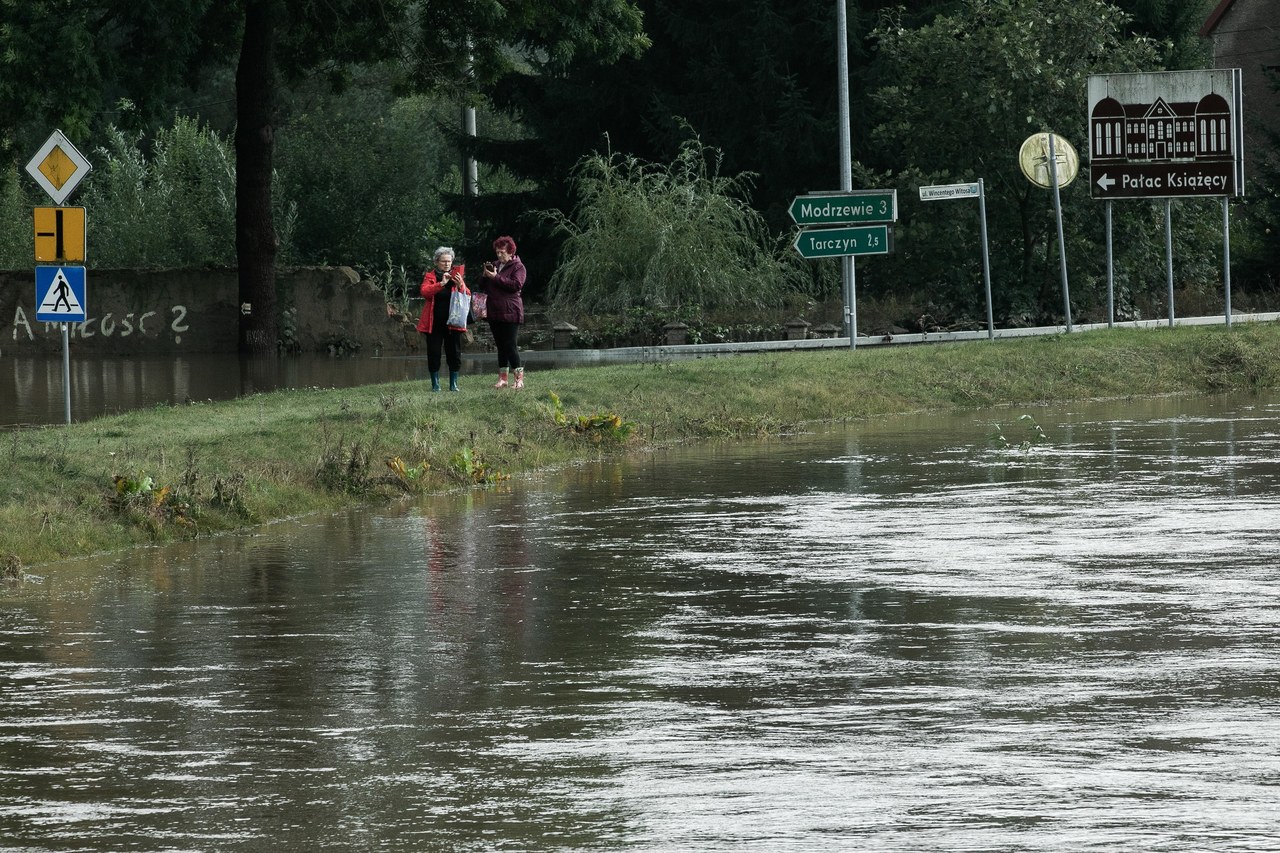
[4,322,1279,571]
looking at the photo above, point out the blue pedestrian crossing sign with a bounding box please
[35,265,87,322]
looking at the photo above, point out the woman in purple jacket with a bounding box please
[479,235,527,389]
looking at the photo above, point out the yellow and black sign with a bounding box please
[34,206,86,263]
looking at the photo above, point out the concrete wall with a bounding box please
[1,266,418,355]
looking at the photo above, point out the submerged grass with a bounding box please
[4,322,1280,568]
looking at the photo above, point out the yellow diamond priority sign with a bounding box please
[25,130,93,205]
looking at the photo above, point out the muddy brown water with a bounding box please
[3,393,1279,850]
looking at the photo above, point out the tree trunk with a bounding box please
[235,0,281,354]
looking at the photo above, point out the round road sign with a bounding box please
[1018,132,1079,189]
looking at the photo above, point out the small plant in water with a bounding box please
[109,472,194,533]
[446,447,508,486]
[990,414,1049,451]
[549,392,635,443]
[386,456,431,492]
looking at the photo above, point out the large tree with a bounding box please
[3,0,648,352]
[230,0,649,352]
[1112,0,1214,68]
[0,0,229,162]
[862,0,1166,321]
[462,0,956,298]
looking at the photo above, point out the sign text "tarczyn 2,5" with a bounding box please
[793,225,891,259]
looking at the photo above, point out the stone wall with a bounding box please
[1,266,418,355]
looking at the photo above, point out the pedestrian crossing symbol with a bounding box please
[35,265,87,322]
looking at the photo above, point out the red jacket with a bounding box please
[416,265,470,333]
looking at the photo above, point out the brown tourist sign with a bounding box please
[1087,69,1244,200]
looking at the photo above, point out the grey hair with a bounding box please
[432,246,455,262]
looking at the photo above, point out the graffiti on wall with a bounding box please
[9,305,191,344]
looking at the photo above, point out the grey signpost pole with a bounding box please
[61,324,71,424]
[1048,133,1072,332]
[1223,197,1233,328]
[1105,201,1114,327]
[978,179,994,339]
[920,182,989,336]
[1164,199,1175,326]
[836,0,856,350]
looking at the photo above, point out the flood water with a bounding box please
[3,394,1280,850]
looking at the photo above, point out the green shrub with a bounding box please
[80,118,242,267]
[542,128,802,315]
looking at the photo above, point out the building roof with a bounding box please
[1199,0,1235,37]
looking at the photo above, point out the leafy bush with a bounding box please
[542,129,801,315]
[0,170,32,269]
[80,118,247,267]
[274,75,463,271]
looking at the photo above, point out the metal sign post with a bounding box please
[919,181,994,339]
[1019,132,1078,332]
[977,180,993,339]
[61,325,71,423]
[1223,197,1233,327]
[27,130,92,425]
[1087,69,1244,328]
[1167,199,1172,325]
[1048,134,1072,332]
[835,0,855,349]
[1105,201,1114,327]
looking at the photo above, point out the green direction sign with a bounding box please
[788,190,897,226]
[793,225,891,259]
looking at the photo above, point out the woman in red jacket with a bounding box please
[415,246,469,392]
[479,235,527,389]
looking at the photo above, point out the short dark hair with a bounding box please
[493,235,517,254]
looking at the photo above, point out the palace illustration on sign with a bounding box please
[1087,70,1243,199]
[1090,92,1231,166]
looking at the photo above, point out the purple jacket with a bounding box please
[483,255,526,324]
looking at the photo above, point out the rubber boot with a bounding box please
[493,369,508,389]
[513,367,525,390]
[430,371,441,392]
[448,371,460,392]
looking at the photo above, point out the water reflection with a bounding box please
[1,350,576,428]
[3,395,1280,850]
[0,353,440,428]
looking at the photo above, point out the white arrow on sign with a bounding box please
[1096,173,1116,192]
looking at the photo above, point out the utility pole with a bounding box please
[836,1,856,349]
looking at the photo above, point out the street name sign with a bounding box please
[920,182,980,201]
[34,207,87,263]
[789,190,897,226]
[793,225,890,259]
[36,266,87,323]
[1087,69,1243,200]
[25,130,93,205]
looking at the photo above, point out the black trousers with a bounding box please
[423,329,462,373]
[488,320,521,370]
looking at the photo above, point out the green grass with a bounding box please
[4,322,1280,569]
